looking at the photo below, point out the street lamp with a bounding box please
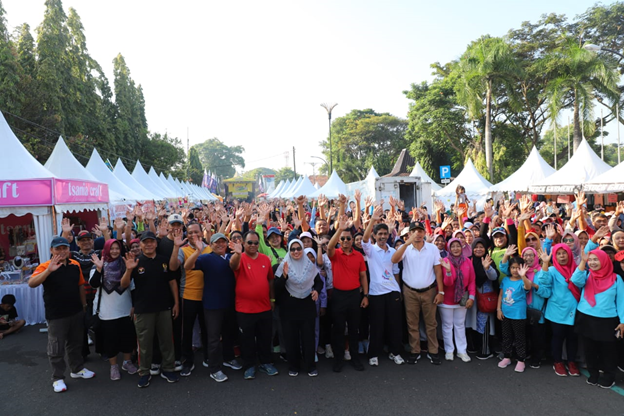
[582,43,624,59]
[311,156,329,178]
[321,102,338,173]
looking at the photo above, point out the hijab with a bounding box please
[101,239,127,295]
[435,234,448,259]
[521,247,539,304]
[275,239,317,299]
[453,230,473,258]
[562,231,581,265]
[552,243,580,302]
[472,237,498,288]
[584,250,617,307]
[447,238,467,303]
[524,231,542,251]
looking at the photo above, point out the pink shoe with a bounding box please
[498,358,512,368]
[514,361,525,373]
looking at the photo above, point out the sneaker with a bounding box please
[586,375,599,386]
[180,364,195,377]
[476,353,493,360]
[259,363,279,376]
[598,380,615,389]
[529,359,541,369]
[150,364,161,375]
[351,358,365,371]
[405,353,420,364]
[202,359,209,368]
[110,364,121,381]
[160,371,180,383]
[457,353,471,363]
[122,360,138,375]
[369,357,379,366]
[244,367,256,380]
[88,335,94,346]
[137,374,151,388]
[288,370,299,377]
[70,368,95,379]
[344,350,352,361]
[333,359,345,373]
[279,353,288,362]
[325,345,334,359]
[567,362,580,377]
[514,361,525,373]
[445,353,454,361]
[498,358,512,368]
[308,369,318,377]
[210,370,228,382]
[618,365,624,373]
[174,361,183,372]
[428,353,441,365]
[223,359,243,370]
[52,379,67,393]
[389,354,405,365]
[553,362,568,377]
[317,346,326,355]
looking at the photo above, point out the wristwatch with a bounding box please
[363,294,369,298]
[438,291,445,295]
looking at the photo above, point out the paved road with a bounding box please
[1,325,623,416]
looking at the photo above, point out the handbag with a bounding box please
[527,302,546,326]
[476,290,498,314]
[459,290,469,307]
[91,284,103,332]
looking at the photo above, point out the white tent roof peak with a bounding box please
[367,166,379,179]
[45,136,99,182]
[409,161,441,191]
[311,170,347,199]
[0,111,55,179]
[490,146,556,193]
[86,148,148,202]
[114,159,160,200]
[435,158,493,197]
[132,161,172,198]
[287,175,317,199]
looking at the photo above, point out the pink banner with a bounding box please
[54,179,109,204]
[0,180,53,206]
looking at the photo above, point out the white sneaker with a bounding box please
[344,350,352,361]
[87,335,94,346]
[174,361,183,372]
[445,353,454,361]
[70,368,95,379]
[325,345,334,359]
[369,357,379,366]
[457,353,471,363]
[150,364,161,375]
[389,353,405,365]
[53,379,67,393]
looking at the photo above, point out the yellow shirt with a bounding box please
[180,245,212,301]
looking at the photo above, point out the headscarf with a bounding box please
[524,231,542,251]
[129,238,140,247]
[472,237,498,288]
[521,247,539,304]
[584,249,617,307]
[552,243,580,302]
[101,239,127,295]
[435,234,448,259]
[447,238,467,303]
[275,239,317,299]
[453,230,473,258]
[562,231,581,265]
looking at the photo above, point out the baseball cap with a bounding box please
[600,244,617,254]
[400,227,410,237]
[191,203,203,211]
[299,231,313,240]
[614,250,624,262]
[463,222,474,229]
[210,233,228,244]
[50,236,70,248]
[409,221,425,231]
[140,231,157,241]
[267,227,282,238]
[491,227,506,237]
[168,213,184,224]
[76,230,92,240]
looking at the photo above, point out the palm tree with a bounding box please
[543,37,620,151]
[455,36,522,181]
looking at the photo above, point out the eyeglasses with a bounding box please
[246,241,259,245]
[563,238,574,243]
[290,247,303,252]
[340,236,352,241]
[231,236,243,241]
[525,237,538,242]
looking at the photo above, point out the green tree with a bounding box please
[187,147,203,185]
[140,132,186,178]
[193,138,245,179]
[0,1,24,116]
[319,109,408,182]
[241,167,276,181]
[275,167,297,183]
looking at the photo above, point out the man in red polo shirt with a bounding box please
[327,201,369,373]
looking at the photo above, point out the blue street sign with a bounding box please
[440,165,451,179]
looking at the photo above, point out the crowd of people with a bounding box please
[26,187,624,392]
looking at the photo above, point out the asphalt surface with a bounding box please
[1,325,623,416]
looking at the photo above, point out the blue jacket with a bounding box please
[536,266,579,325]
[571,268,624,323]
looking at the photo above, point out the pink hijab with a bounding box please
[552,243,580,302]
[584,250,617,307]
[522,246,539,304]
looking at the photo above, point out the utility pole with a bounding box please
[293,146,297,177]
[321,103,338,173]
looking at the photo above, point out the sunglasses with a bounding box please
[525,237,538,242]
[246,241,259,245]
[231,236,243,241]
[340,236,352,241]
[290,247,303,252]
[563,238,574,243]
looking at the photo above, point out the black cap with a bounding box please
[140,231,157,242]
[50,236,70,248]
[409,221,425,231]
[76,230,92,240]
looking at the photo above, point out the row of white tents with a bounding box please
[267,138,623,207]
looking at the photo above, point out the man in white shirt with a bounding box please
[391,221,443,365]
[362,206,403,367]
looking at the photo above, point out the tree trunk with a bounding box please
[485,79,493,181]
[573,88,582,151]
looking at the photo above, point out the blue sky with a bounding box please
[3,0,619,176]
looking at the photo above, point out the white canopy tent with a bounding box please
[409,162,441,192]
[155,170,182,197]
[86,149,148,202]
[281,177,303,199]
[583,160,624,193]
[272,179,291,198]
[268,181,285,198]
[310,171,348,199]
[314,182,320,190]
[132,161,173,199]
[490,146,556,193]
[346,166,379,201]
[144,166,177,198]
[286,175,317,199]
[113,159,161,200]
[435,158,493,208]
[529,139,612,194]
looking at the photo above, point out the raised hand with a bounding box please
[544,224,557,240]
[575,190,587,208]
[483,202,493,218]
[47,254,64,272]
[398,200,405,211]
[388,196,398,209]
[123,252,139,270]
[338,215,349,231]
[283,261,289,276]
[538,249,551,265]
[61,218,74,234]
[145,210,156,222]
[364,196,373,210]
[371,205,383,221]
[354,189,362,203]
[504,244,518,257]
[318,194,328,208]
[594,225,610,240]
[295,195,306,205]
[502,201,517,219]
[229,240,242,254]
[338,194,347,205]
[157,219,168,238]
[481,254,493,270]
[292,216,302,228]
[114,217,125,233]
[172,228,187,247]
[518,263,530,277]
[90,253,104,270]
[91,226,102,237]
[126,209,135,223]
[440,257,451,272]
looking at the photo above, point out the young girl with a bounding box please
[455,185,470,212]
[497,257,532,373]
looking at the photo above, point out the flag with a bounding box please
[201,169,208,188]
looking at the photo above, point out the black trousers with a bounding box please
[550,321,578,363]
[182,299,208,365]
[237,310,273,370]
[282,318,316,373]
[320,289,333,347]
[204,308,237,373]
[82,299,93,357]
[331,288,361,361]
[528,321,546,361]
[502,317,526,361]
[582,335,617,384]
[368,291,403,358]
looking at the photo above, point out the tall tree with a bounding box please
[187,147,203,185]
[274,167,297,183]
[194,138,245,179]
[0,1,24,115]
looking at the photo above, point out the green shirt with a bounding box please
[255,223,287,266]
